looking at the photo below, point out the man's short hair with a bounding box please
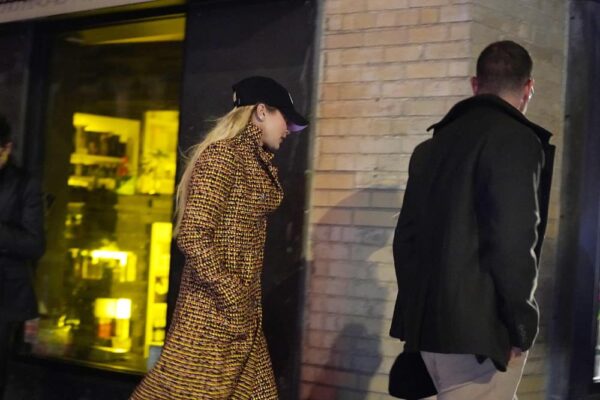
[476,40,533,94]
[0,114,11,147]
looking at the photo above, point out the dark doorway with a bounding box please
[550,1,600,399]
[173,1,316,398]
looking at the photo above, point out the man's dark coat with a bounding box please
[0,163,45,322]
[390,95,555,371]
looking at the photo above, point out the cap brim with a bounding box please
[281,107,309,132]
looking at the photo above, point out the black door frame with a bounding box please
[550,1,600,399]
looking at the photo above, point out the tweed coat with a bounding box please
[131,123,283,400]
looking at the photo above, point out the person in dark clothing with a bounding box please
[390,41,555,399]
[0,114,45,399]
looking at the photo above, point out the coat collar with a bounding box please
[240,122,275,163]
[427,94,552,144]
[239,122,282,191]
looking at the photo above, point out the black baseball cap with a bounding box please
[232,76,309,132]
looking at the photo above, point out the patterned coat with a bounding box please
[131,123,283,399]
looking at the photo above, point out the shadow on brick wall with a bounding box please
[304,188,400,399]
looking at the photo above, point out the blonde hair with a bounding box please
[173,105,255,236]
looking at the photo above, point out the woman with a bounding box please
[131,76,308,400]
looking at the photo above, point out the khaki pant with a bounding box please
[420,351,528,400]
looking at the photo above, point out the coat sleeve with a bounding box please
[176,143,246,311]
[0,176,45,259]
[478,128,545,351]
[390,140,430,339]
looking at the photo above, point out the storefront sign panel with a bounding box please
[0,0,153,23]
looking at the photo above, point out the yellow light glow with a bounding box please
[94,298,132,320]
[91,250,128,266]
[116,299,132,319]
[95,298,115,319]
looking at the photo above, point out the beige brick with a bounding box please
[313,173,355,189]
[422,78,472,97]
[324,33,365,49]
[323,66,362,83]
[339,48,385,65]
[324,49,342,66]
[424,41,470,59]
[395,8,421,25]
[320,99,403,118]
[332,0,367,13]
[366,0,409,10]
[326,15,343,31]
[356,171,406,189]
[316,119,338,136]
[320,137,360,153]
[377,154,411,172]
[335,155,357,171]
[404,98,448,116]
[357,137,404,154]
[361,64,405,81]
[311,190,330,207]
[353,210,398,227]
[439,4,471,22]
[320,84,339,101]
[342,13,379,30]
[448,60,470,76]
[370,190,403,208]
[381,80,424,98]
[364,28,408,46]
[330,190,371,207]
[376,11,397,28]
[450,22,471,39]
[353,155,377,171]
[338,82,381,100]
[324,0,342,14]
[383,45,423,62]
[351,244,394,264]
[310,208,353,226]
[409,0,449,6]
[408,25,449,43]
[316,155,336,170]
[420,8,440,24]
[405,61,447,78]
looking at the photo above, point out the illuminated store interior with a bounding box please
[28,16,184,373]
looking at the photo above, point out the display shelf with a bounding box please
[70,153,123,165]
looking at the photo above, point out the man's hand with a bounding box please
[509,346,523,362]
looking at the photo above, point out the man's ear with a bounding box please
[470,76,479,95]
[525,78,535,100]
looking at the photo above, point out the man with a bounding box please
[390,41,555,399]
[0,114,45,399]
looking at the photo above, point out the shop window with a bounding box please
[26,17,184,373]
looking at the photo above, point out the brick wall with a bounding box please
[301,1,567,399]
[302,1,473,399]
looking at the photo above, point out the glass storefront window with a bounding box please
[26,17,184,373]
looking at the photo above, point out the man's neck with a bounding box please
[477,91,524,114]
